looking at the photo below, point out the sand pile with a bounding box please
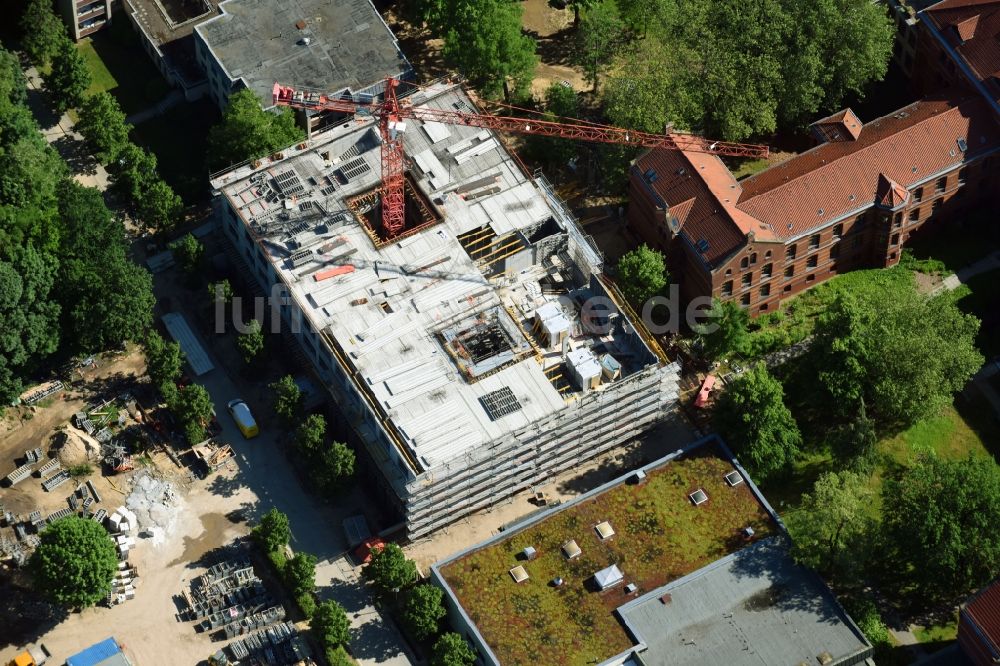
[58,428,101,466]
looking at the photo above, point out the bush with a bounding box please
[68,463,93,478]
[325,645,354,666]
[846,598,891,647]
[285,552,318,597]
[296,592,316,619]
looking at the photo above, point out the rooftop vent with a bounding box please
[562,540,582,559]
[695,239,710,253]
[625,583,638,594]
[551,577,564,587]
[818,209,824,216]
[521,546,537,561]
[689,489,708,506]
[595,521,615,540]
[509,565,529,583]
[817,651,834,666]
[744,526,756,538]
[630,469,647,485]
[724,470,743,487]
[958,137,968,152]
[593,564,624,591]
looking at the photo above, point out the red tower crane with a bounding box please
[272,78,769,239]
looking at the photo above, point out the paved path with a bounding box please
[24,65,110,192]
[171,303,415,666]
[126,89,184,125]
[929,250,1000,296]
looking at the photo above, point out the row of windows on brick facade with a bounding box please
[721,246,843,296]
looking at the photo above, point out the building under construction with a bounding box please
[210,82,680,539]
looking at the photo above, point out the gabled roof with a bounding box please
[924,0,1000,107]
[737,94,1000,237]
[965,578,1000,657]
[875,173,911,209]
[636,94,1000,267]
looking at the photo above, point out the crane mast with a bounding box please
[272,78,769,239]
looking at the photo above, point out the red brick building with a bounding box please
[959,578,1000,665]
[627,0,1000,315]
[628,95,1000,315]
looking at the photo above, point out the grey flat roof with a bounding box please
[618,537,871,666]
[196,0,410,106]
[161,312,215,376]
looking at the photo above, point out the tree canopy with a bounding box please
[45,38,91,113]
[143,331,183,392]
[574,1,626,92]
[169,383,215,444]
[20,0,67,67]
[814,282,982,431]
[616,244,668,306]
[77,93,132,164]
[600,0,893,140]
[695,299,749,361]
[237,319,265,365]
[30,517,117,608]
[403,584,447,640]
[714,363,801,481]
[787,470,875,583]
[366,543,417,593]
[285,551,318,597]
[295,414,327,456]
[255,507,291,554]
[431,633,477,666]
[207,90,304,170]
[270,375,303,427]
[170,233,204,274]
[882,456,1000,600]
[427,0,537,100]
[312,442,356,495]
[312,600,351,649]
[524,83,580,168]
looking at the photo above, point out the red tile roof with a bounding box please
[635,93,1000,268]
[736,94,1000,238]
[965,578,1000,657]
[925,0,1000,105]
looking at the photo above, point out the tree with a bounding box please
[44,38,91,113]
[403,584,447,640]
[20,0,67,67]
[207,89,304,170]
[882,456,1000,600]
[814,282,982,430]
[325,646,353,666]
[830,399,878,472]
[143,331,183,391]
[61,252,155,352]
[0,135,67,252]
[170,233,203,274]
[439,0,537,100]
[313,442,356,495]
[616,244,668,306]
[787,471,875,582]
[170,383,214,444]
[366,543,417,593]
[574,1,625,92]
[714,363,801,481]
[567,0,597,27]
[208,279,234,305]
[270,375,303,427]
[695,299,749,360]
[29,516,117,608]
[237,319,265,365]
[77,93,132,163]
[135,178,182,233]
[312,599,351,649]
[431,633,476,666]
[110,142,159,202]
[285,551,318,597]
[295,414,327,457]
[524,83,579,167]
[254,507,291,553]
[0,245,61,403]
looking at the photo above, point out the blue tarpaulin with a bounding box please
[66,638,129,666]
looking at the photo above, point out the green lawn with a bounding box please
[74,28,168,116]
[743,266,914,358]
[729,157,770,179]
[914,613,958,644]
[880,403,994,464]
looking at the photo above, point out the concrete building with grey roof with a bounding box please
[209,81,680,539]
[194,0,411,131]
[431,435,873,666]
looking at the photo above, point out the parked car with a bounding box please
[226,399,259,439]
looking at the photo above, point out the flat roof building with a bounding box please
[210,82,680,539]
[431,436,873,666]
[194,0,411,125]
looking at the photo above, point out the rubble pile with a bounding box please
[125,472,184,546]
